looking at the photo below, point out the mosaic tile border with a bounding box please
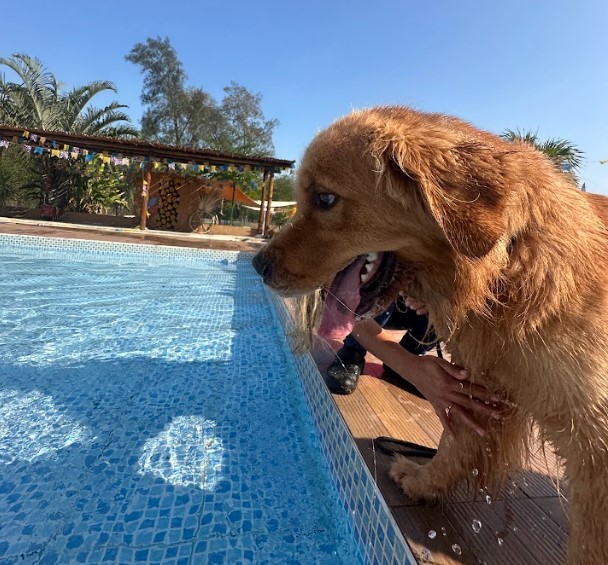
[263,289,417,565]
[0,233,253,265]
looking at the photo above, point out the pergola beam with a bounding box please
[0,125,294,171]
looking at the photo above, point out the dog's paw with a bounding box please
[389,457,439,501]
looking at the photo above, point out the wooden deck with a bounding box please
[314,338,569,564]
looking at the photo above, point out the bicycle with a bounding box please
[189,210,218,233]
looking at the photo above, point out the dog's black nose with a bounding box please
[252,251,273,284]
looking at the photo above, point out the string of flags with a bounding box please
[0,130,289,175]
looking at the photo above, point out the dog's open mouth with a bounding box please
[318,252,397,339]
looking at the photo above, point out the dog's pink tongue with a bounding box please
[318,256,367,340]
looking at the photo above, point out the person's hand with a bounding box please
[406,355,509,437]
[404,296,428,316]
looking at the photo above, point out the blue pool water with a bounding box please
[0,238,363,564]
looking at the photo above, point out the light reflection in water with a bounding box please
[138,416,223,490]
[0,389,92,464]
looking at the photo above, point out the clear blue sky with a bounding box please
[2,0,607,193]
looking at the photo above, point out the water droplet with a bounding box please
[512,526,519,532]
[472,468,479,477]
[452,544,462,555]
[472,519,482,533]
[428,530,437,539]
[420,548,431,562]
[441,526,447,536]
[485,494,492,505]
[497,537,504,546]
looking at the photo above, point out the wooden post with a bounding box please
[263,170,276,236]
[257,169,269,234]
[230,181,236,226]
[139,165,151,230]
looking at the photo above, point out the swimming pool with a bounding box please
[0,234,415,565]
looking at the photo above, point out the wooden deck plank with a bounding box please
[531,496,570,532]
[448,498,567,564]
[332,386,388,440]
[357,375,437,447]
[392,505,478,565]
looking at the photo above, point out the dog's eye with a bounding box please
[314,192,338,209]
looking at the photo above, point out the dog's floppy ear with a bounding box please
[375,139,508,258]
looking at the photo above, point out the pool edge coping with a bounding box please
[263,288,418,565]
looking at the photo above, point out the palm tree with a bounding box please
[0,55,62,129]
[0,54,138,208]
[61,82,138,137]
[0,53,137,136]
[501,129,584,180]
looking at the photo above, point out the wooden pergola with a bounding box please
[0,125,295,236]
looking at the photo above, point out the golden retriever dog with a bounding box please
[253,107,608,563]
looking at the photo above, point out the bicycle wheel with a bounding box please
[190,211,216,233]
[189,211,203,232]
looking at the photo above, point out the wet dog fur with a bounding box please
[253,107,608,564]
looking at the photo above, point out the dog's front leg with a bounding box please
[567,473,608,564]
[390,416,524,501]
[561,445,608,564]
[389,431,482,501]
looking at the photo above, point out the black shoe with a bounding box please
[381,364,426,399]
[374,436,437,459]
[325,347,366,394]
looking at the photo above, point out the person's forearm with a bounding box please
[351,323,424,386]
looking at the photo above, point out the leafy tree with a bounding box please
[180,87,226,148]
[217,82,278,156]
[0,145,39,207]
[501,129,584,180]
[126,38,278,155]
[69,160,128,214]
[271,173,294,201]
[126,37,224,147]
[272,211,290,229]
[245,173,294,201]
